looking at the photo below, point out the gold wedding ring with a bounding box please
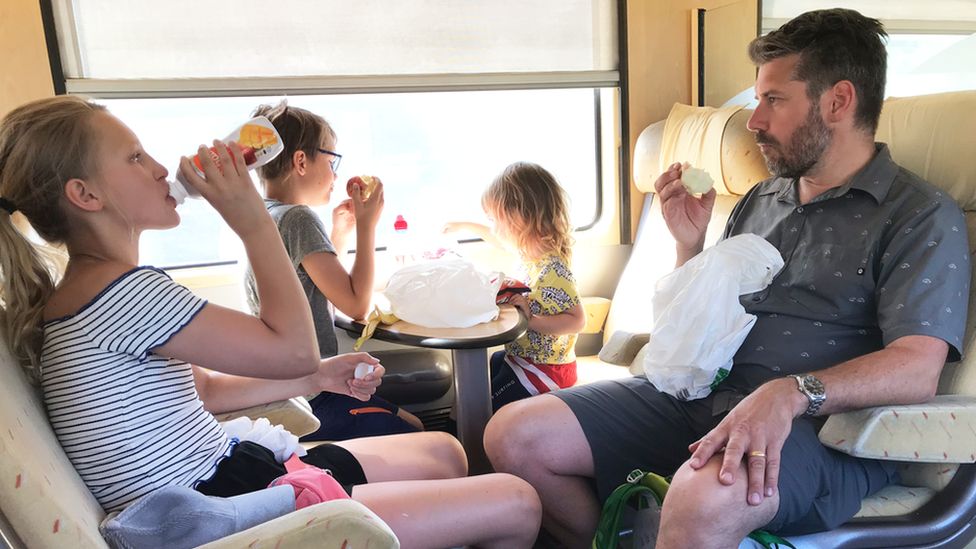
[748,451,767,459]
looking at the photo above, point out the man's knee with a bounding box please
[665,458,777,526]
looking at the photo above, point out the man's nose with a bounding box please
[746,108,765,133]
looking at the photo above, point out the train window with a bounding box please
[763,1,976,98]
[48,0,620,268]
[103,89,605,268]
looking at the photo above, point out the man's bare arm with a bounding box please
[687,334,949,507]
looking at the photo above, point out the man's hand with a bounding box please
[654,162,717,257]
[687,378,807,506]
[313,353,384,401]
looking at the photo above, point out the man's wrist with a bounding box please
[775,377,811,417]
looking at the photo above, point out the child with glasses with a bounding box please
[0,95,541,548]
[243,101,423,441]
[444,162,585,410]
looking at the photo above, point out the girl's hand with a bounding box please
[441,222,464,234]
[314,353,384,401]
[178,140,266,238]
[332,199,356,236]
[508,293,534,319]
[349,177,384,231]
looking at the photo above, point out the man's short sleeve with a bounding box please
[877,195,969,361]
[86,268,208,359]
[277,206,336,269]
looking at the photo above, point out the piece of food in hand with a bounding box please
[680,162,714,194]
[346,175,379,199]
[354,362,376,379]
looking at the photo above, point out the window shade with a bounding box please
[54,0,618,80]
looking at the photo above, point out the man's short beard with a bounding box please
[756,101,831,179]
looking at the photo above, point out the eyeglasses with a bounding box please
[317,148,342,173]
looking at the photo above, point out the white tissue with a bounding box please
[355,362,376,379]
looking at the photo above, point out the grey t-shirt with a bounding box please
[720,144,969,393]
[245,199,338,358]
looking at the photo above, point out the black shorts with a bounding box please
[194,441,367,498]
[554,376,898,535]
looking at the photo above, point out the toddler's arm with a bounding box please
[510,295,585,336]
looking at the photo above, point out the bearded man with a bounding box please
[484,8,970,548]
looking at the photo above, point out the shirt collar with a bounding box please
[756,143,898,205]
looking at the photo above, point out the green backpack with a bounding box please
[592,469,796,549]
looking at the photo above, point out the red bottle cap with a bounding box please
[394,215,408,231]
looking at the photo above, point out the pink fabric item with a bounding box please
[269,460,350,510]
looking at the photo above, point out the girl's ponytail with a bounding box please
[0,96,105,381]
[0,211,61,381]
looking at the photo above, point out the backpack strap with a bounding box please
[592,469,669,549]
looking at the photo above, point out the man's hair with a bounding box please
[748,8,888,133]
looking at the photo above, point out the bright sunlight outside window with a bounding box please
[103,89,602,268]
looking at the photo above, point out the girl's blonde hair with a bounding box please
[252,101,336,183]
[482,162,573,261]
[0,96,105,380]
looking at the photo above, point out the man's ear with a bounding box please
[63,178,104,212]
[292,150,308,176]
[824,80,857,125]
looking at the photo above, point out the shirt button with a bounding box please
[796,207,804,213]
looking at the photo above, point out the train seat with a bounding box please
[0,337,399,548]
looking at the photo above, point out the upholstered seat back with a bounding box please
[603,105,770,344]
[875,91,976,397]
[0,338,108,548]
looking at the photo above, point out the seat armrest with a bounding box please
[214,397,321,438]
[198,499,398,549]
[598,331,650,366]
[581,297,612,334]
[818,395,976,463]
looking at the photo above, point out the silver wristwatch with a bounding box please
[790,374,826,416]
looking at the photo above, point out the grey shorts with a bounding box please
[553,376,898,535]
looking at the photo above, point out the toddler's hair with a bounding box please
[0,96,104,379]
[251,101,336,183]
[482,162,573,261]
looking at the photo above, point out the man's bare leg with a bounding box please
[658,456,778,549]
[485,394,600,548]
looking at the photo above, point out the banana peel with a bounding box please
[353,306,400,350]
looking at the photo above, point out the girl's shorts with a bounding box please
[195,440,367,498]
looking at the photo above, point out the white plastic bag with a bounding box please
[383,258,501,328]
[644,234,784,400]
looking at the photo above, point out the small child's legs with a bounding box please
[490,351,533,411]
[490,351,577,411]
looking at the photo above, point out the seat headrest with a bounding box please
[876,91,976,211]
[634,103,769,195]
[634,91,976,205]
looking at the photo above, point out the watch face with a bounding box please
[802,375,825,397]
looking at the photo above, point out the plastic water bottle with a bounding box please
[168,116,284,205]
[392,214,410,265]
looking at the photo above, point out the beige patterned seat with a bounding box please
[580,91,976,548]
[0,336,399,548]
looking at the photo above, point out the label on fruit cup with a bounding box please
[169,116,284,204]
